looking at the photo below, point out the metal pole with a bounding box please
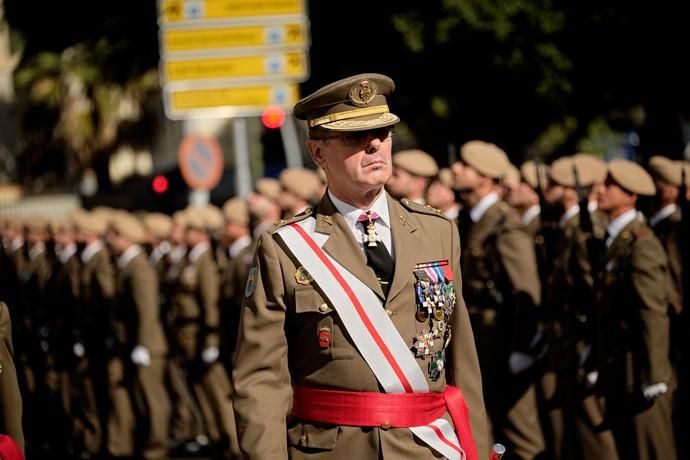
[280,115,303,168]
[233,117,252,197]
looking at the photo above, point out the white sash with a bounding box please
[276,217,465,460]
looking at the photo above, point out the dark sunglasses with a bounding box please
[316,127,394,147]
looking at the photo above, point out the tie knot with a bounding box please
[358,211,379,223]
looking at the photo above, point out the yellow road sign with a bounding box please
[166,82,300,118]
[164,51,307,82]
[163,22,307,53]
[161,0,305,24]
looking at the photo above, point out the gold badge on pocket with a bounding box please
[295,266,314,285]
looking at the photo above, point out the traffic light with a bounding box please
[152,174,169,194]
[261,105,286,129]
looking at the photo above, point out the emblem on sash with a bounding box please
[412,260,456,380]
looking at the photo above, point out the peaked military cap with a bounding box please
[293,73,400,133]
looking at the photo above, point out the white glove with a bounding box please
[201,346,220,364]
[586,371,599,386]
[131,345,151,367]
[642,382,668,401]
[509,351,535,374]
[73,342,85,358]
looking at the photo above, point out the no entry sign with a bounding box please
[178,135,224,190]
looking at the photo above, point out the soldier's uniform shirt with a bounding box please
[0,302,24,451]
[232,192,489,459]
[600,210,676,460]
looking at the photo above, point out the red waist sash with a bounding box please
[292,384,477,460]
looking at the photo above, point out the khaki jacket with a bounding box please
[600,218,672,406]
[651,209,682,315]
[116,252,167,356]
[0,302,24,451]
[233,193,489,460]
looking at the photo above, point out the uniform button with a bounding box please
[386,309,393,316]
[318,303,329,312]
[380,422,392,430]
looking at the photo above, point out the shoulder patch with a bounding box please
[269,207,314,233]
[400,198,448,219]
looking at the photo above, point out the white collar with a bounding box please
[559,204,580,229]
[444,204,461,220]
[29,242,46,260]
[470,191,499,223]
[81,239,104,263]
[59,243,77,264]
[188,241,210,263]
[649,203,677,227]
[588,200,598,212]
[328,188,391,231]
[10,237,24,253]
[168,245,187,264]
[606,208,638,248]
[118,244,142,269]
[229,235,253,258]
[521,205,541,225]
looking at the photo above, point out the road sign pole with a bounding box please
[233,117,252,197]
[281,115,303,168]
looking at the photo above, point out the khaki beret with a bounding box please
[607,159,656,196]
[393,149,439,177]
[680,161,690,186]
[110,213,146,243]
[49,216,73,234]
[222,197,249,225]
[573,153,607,184]
[172,210,187,227]
[459,140,510,179]
[196,205,224,232]
[502,163,521,188]
[437,168,454,188]
[280,168,321,201]
[293,73,400,133]
[182,207,206,232]
[142,213,172,239]
[520,161,549,190]
[73,211,108,235]
[25,216,49,233]
[549,156,597,187]
[255,177,281,201]
[648,155,682,187]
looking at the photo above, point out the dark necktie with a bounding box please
[358,211,394,297]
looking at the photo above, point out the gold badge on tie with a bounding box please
[295,266,314,285]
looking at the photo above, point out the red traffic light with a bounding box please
[152,175,169,194]
[261,105,286,129]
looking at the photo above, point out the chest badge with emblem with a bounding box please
[295,266,314,285]
[245,266,258,298]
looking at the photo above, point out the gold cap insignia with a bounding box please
[295,266,314,285]
[349,80,377,107]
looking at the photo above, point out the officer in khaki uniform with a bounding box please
[106,213,171,459]
[0,301,24,452]
[233,73,489,459]
[452,140,545,459]
[386,149,439,204]
[596,160,676,460]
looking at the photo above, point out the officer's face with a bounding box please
[598,177,636,214]
[307,127,393,197]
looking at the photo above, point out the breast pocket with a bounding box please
[294,287,354,360]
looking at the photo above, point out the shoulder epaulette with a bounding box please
[269,207,314,233]
[400,198,448,219]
